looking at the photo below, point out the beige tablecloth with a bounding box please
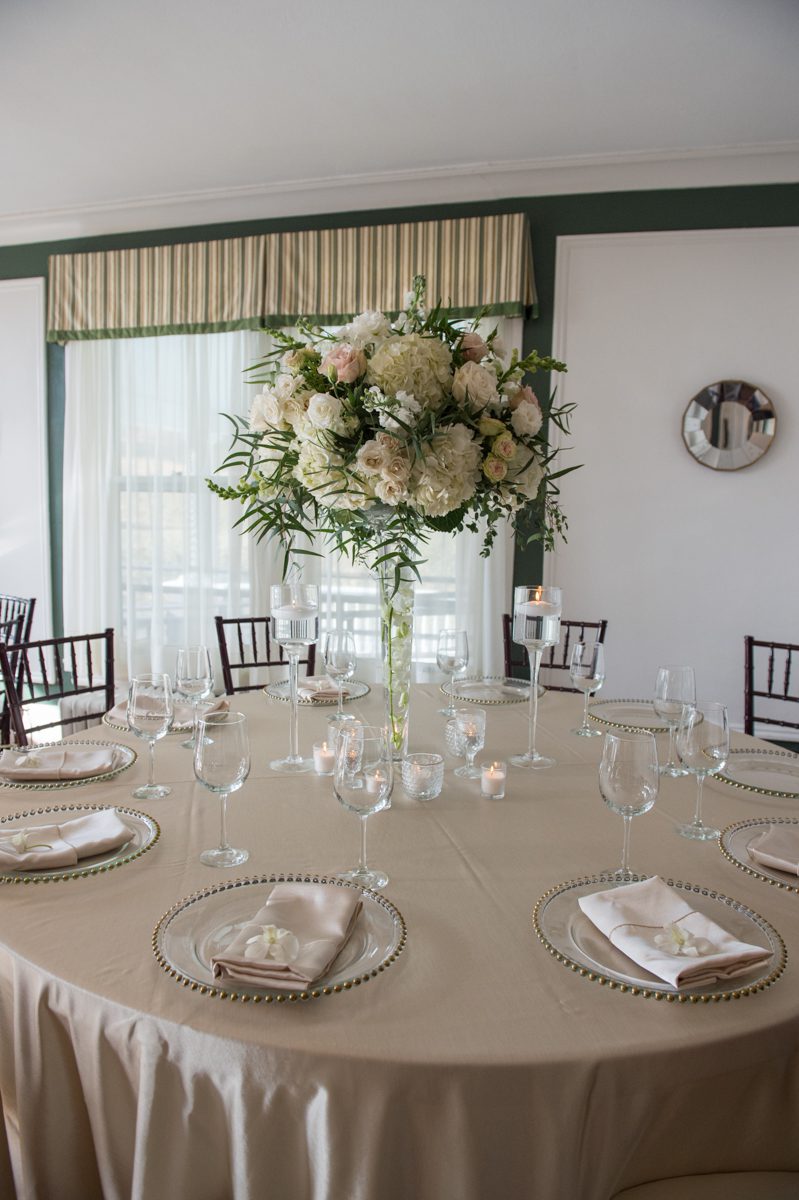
[1,686,798,1200]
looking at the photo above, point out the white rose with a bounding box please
[341,310,391,350]
[249,389,284,431]
[307,392,355,436]
[356,439,387,475]
[374,475,408,506]
[451,361,499,412]
[510,400,543,439]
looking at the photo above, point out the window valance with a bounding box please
[47,213,536,343]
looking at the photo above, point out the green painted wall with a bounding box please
[2,182,797,631]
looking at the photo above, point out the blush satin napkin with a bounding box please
[0,808,131,870]
[578,875,772,989]
[107,695,229,727]
[297,677,351,702]
[211,881,363,990]
[748,825,799,876]
[0,745,126,782]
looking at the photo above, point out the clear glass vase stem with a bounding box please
[359,815,368,874]
[527,648,543,758]
[218,791,231,853]
[620,814,632,876]
[147,739,155,788]
[692,774,705,830]
[288,651,300,760]
[582,691,591,731]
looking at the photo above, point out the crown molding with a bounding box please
[2,142,799,248]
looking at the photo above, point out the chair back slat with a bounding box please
[0,629,115,746]
[215,615,315,695]
[744,636,799,736]
[503,614,608,692]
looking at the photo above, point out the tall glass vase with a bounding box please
[376,565,414,761]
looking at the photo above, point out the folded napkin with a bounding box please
[297,676,350,702]
[0,745,126,782]
[0,808,131,870]
[108,694,229,727]
[578,875,772,989]
[211,881,362,990]
[748,825,799,877]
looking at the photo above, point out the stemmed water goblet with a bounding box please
[323,630,357,724]
[437,629,469,717]
[269,579,319,773]
[599,730,659,880]
[675,701,729,841]
[569,641,605,736]
[510,585,562,769]
[194,710,250,867]
[127,673,174,800]
[453,707,486,779]
[654,665,695,776]
[174,644,214,750]
[333,724,392,889]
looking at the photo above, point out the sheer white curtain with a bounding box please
[63,320,517,684]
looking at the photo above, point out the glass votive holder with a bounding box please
[313,741,336,776]
[401,753,445,801]
[444,717,466,759]
[326,713,360,750]
[480,760,507,799]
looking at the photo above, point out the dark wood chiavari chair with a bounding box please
[502,614,608,692]
[215,615,317,695]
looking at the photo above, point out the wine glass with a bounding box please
[510,585,562,769]
[194,711,250,867]
[570,641,605,736]
[333,724,392,889]
[269,578,319,773]
[174,645,214,750]
[127,673,174,800]
[453,707,486,779]
[437,629,469,717]
[675,701,729,842]
[654,665,695,776]
[599,730,659,880]
[323,630,357,723]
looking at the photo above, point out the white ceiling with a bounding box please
[1,0,798,244]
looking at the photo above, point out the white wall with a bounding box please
[548,228,799,731]
[0,277,51,639]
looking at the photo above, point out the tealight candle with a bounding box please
[365,768,387,796]
[481,760,507,799]
[313,741,335,776]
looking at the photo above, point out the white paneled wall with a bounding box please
[548,229,799,732]
[0,277,51,638]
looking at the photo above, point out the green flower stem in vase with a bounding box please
[377,566,414,761]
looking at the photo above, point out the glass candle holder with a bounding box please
[401,753,445,801]
[313,741,336,776]
[480,760,507,799]
[444,717,466,759]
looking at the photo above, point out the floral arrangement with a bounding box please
[210,275,575,584]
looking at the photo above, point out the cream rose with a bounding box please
[460,331,489,362]
[508,383,539,413]
[307,392,355,436]
[510,399,543,439]
[482,455,508,482]
[451,361,499,412]
[492,432,517,461]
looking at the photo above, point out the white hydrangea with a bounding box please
[378,390,422,432]
[340,310,391,350]
[409,424,481,517]
[294,438,373,510]
[506,445,544,500]
[366,333,453,410]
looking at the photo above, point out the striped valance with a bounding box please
[47,213,536,342]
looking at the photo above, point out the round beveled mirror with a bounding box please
[682,380,776,471]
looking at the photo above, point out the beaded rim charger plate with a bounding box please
[0,741,137,790]
[715,748,799,799]
[587,700,671,734]
[720,818,799,894]
[533,874,785,1001]
[153,873,407,1003]
[0,803,159,883]
[440,675,541,705]
[103,712,193,734]
[263,680,371,706]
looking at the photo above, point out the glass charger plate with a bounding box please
[716,748,799,799]
[587,699,670,734]
[0,741,137,790]
[0,802,159,883]
[441,675,542,705]
[533,874,785,1001]
[264,679,370,706]
[153,873,407,1003]
[103,712,192,734]
[720,818,799,894]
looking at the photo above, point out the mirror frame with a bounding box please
[682,380,777,472]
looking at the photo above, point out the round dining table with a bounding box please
[0,682,798,1200]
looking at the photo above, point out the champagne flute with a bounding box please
[270,579,319,773]
[654,665,695,776]
[599,730,659,880]
[510,585,562,769]
[675,701,729,842]
[174,644,214,750]
[127,673,174,800]
[437,629,469,717]
[333,724,392,889]
[194,711,250,867]
[323,630,357,723]
[570,641,605,736]
[453,707,486,779]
